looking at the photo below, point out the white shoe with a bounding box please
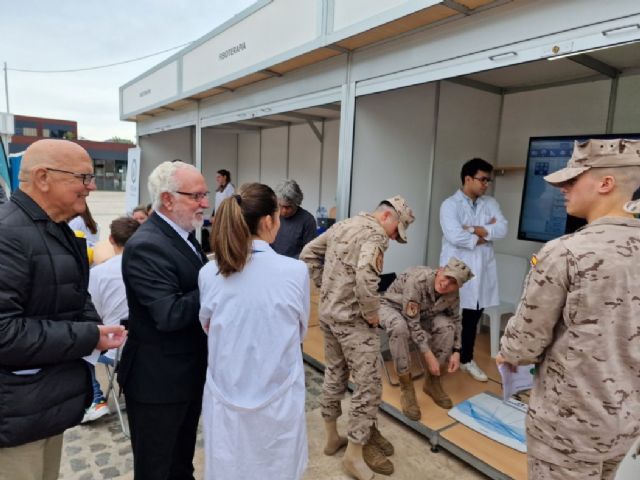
[460,360,488,382]
[82,401,111,423]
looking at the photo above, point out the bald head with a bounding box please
[20,139,91,181]
[19,139,96,222]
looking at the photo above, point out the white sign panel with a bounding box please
[125,147,141,214]
[0,112,15,135]
[182,0,321,93]
[122,62,178,117]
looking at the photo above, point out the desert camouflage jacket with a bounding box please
[382,267,461,351]
[500,216,640,461]
[300,213,388,323]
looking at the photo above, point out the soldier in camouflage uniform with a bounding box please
[300,196,414,480]
[497,139,640,480]
[379,258,473,420]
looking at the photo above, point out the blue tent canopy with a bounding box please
[8,152,23,190]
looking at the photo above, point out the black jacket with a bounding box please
[118,212,207,403]
[0,190,100,447]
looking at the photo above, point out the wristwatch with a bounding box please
[465,226,475,234]
[452,348,461,354]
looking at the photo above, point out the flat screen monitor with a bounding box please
[518,134,640,243]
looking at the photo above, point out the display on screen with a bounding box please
[518,134,640,243]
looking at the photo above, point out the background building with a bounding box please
[9,114,133,191]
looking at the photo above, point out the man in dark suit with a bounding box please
[119,160,209,480]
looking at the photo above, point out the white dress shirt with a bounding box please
[88,254,129,360]
[155,210,198,257]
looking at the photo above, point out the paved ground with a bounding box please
[85,191,128,242]
[60,364,484,480]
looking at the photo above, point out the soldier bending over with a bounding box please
[301,196,414,480]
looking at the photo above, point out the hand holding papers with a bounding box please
[498,363,534,401]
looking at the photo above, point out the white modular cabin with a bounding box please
[121,2,640,478]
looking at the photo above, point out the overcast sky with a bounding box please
[2,1,256,142]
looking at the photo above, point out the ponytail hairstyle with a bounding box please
[211,182,278,276]
[81,206,98,235]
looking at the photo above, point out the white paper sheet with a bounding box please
[498,363,534,401]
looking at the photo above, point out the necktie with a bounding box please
[187,232,204,263]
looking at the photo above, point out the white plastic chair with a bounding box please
[485,253,530,358]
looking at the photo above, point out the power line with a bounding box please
[8,41,193,74]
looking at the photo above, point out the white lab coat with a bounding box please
[439,189,508,310]
[214,182,235,212]
[198,239,310,480]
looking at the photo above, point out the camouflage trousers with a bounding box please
[379,304,454,375]
[319,318,382,444]
[528,438,625,480]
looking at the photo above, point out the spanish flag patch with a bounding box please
[530,254,538,268]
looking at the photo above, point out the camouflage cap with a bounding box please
[544,139,640,186]
[442,257,474,287]
[384,195,415,244]
[624,200,640,214]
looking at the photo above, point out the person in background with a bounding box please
[0,139,125,478]
[69,205,100,247]
[119,161,209,480]
[497,139,640,480]
[131,205,149,224]
[83,217,140,423]
[271,179,317,258]
[199,183,309,480]
[439,158,507,383]
[213,169,234,213]
[301,196,414,479]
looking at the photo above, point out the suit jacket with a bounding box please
[118,212,207,403]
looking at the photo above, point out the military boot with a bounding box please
[369,424,394,456]
[343,441,374,480]
[398,373,421,421]
[422,371,453,409]
[363,442,394,476]
[323,419,347,455]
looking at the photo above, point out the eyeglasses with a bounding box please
[473,176,492,185]
[174,191,210,201]
[46,168,96,185]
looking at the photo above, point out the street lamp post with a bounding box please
[3,62,9,114]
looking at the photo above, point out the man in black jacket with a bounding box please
[0,139,126,479]
[119,160,209,480]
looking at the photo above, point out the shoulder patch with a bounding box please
[530,254,538,268]
[405,301,419,318]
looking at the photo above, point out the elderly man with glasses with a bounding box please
[119,160,210,480]
[0,140,125,478]
[439,157,508,383]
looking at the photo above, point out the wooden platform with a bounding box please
[303,296,527,480]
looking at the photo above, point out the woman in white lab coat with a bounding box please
[213,169,235,213]
[199,182,310,480]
